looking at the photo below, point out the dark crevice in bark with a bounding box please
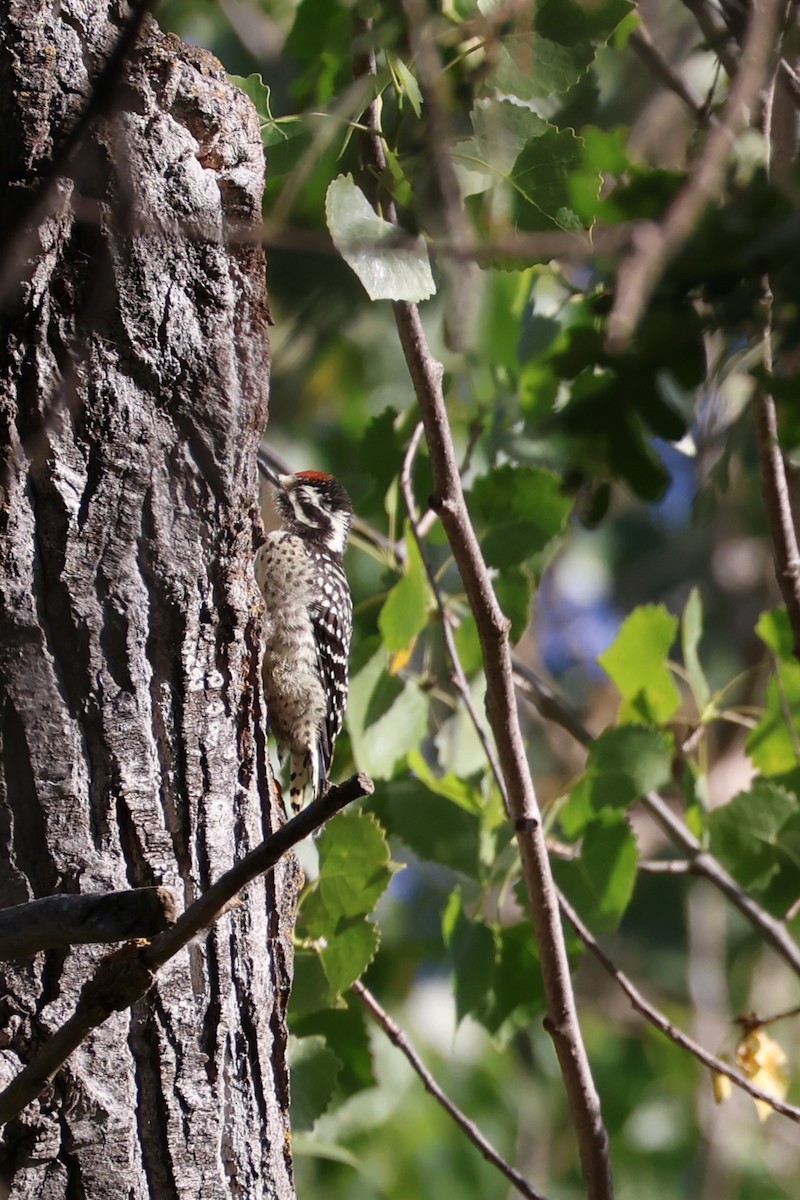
[98,571,135,694]
[129,997,180,1200]
[138,487,193,883]
[38,947,69,1014]
[59,1113,88,1200]
[2,695,60,898]
[116,794,158,887]
[199,931,222,1086]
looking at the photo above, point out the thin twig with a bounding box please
[680,0,741,78]
[353,980,550,1200]
[607,0,785,350]
[558,891,800,1123]
[349,14,616,1179]
[0,888,176,959]
[629,26,710,123]
[753,48,800,659]
[0,774,373,1125]
[391,298,614,1200]
[400,423,508,805]
[638,858,693,875]
[401,0,476,350]
[514,657,800,976]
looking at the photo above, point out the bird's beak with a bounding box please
[258,456,289,490]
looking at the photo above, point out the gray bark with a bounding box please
[0,1,297,1196]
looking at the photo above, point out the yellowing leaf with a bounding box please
[735,1028,790,1121]
[389,643,414,674]
[712,1071,733,1105]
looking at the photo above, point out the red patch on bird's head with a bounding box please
[295,470,333,482]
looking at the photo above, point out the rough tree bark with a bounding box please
[0,2,296,1196]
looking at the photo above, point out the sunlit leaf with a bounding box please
[599,604,681,724]
[682,587,711,711]
[348,641,429,778]
[326,175,436,302]
[378,527,430,653]
[709,781,800,915]
[301,810,396,936]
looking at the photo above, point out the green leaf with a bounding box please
[291,949,338,1017]
[453,611,483,677]
[747,610,800,775]
[494,566,534,640]
[599,604,681,724]
[378,526,430,653]
[592,726,674,809]
[709,781,800,916]
[682,588,711,711]
[485,0,633,100]
[558,727,674,838]
[442,891,497,1024]
[469,465,572,569]
[553,810,638,933]
[348,641,430,778]
[756,606,795,659]
[478,922,546,1039]
[388,54,423,117]
[289,1035,341,1131]
[406,750,483,814]
[372,777,483,878]
[319,918,380,995]
[291,1005,376,1098]
[230,72,272,122]
[326,175,436,302]
[511,126,598,233]
[301,810,396,937]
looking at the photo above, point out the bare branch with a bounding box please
[391,282,613,1200]
[353,981,550,1200]
[753,384,800,658]
[0,774,373,1125]
[680,0,741,77]
[0,888,176,958]
[753,54,800,658]
[629,25,710,123]
[558,891,800,1123]
[607,0,785,350]
[400,0,477,350]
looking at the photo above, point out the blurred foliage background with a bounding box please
[157,0,800,1196]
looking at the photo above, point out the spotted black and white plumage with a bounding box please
[254,465,353,811]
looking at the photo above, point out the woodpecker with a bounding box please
[255,461,354,811]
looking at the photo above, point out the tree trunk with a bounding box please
[0,2,295,1196]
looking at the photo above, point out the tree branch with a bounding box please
[753,47,800,658]
[629,25,710,123]
[558,891,800,1123]
[400,423,508,805]
[607,0,785,350]
[0,774,373,1125]
[514,655,800,977]
[353,980,550,1200]
[388,296,613,1199]
[0,888,177,958]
